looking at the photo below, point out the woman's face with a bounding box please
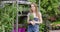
[31,4,36,12]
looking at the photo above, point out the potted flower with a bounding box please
[18,24,26,32]
[13,24,26,32]
[29,13,34,21]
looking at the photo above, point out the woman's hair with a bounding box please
[30,3,40,20]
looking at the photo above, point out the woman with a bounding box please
[27,3,43,32]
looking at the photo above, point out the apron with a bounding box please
[27,18,39,32]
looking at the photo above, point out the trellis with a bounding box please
[0,0,40,32]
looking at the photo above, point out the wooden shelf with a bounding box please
[18,1,31,4]
[2,1,15,3]
[1,1,31,5]
[18,14,28,16]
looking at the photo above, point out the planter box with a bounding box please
[13,28,26,32]
[2,0,27,1]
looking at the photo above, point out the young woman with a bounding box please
[27,3,43,32]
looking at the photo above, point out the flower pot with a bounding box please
[29,13,34,20]
[2,0,27,1]
[13,28,26,32]
[22,11,29,15]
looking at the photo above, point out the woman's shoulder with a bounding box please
[38,12,42,16]
[38,12,41,14]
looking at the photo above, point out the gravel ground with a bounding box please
[49,30,60,32]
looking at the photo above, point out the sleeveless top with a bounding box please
[32,13,39,21]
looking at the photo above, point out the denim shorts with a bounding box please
[27,18,39,32]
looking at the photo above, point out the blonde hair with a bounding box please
[30,3,40,20]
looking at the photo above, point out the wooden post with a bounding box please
[39,0,40,12]
[2,25,5,32]
[16,0,18,32]
[12,2,15,32]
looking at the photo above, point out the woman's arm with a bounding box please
[39,12,43,24]
[27,13,30,24]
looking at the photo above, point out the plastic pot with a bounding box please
[13,28,26,32]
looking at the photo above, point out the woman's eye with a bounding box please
[31,6,34,7]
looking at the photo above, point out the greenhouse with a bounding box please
[0,0,60,32]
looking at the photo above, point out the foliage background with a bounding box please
[29,0,60,32]
[0,0,60,32]
[0,4,17,32]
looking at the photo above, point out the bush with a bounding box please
[0,4,17,32]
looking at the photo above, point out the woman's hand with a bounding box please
[30,20,35,25]
[28,22,31,24]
